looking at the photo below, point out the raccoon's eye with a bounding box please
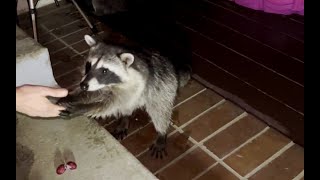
[102,69,108,74]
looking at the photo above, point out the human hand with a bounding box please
[16,85,68,118]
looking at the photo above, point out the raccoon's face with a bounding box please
[80,35,135,91]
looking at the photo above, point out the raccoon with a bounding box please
[57,34,191,158]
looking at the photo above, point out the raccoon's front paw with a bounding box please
[57,101,77,119]
[56,95,74,105]
[59,110,72,119]
[149,135,168,159]
[111,128,128,140]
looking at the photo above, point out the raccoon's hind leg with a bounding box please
[146,103,172,159]
[149,134,168,159]
[111,116,130,140]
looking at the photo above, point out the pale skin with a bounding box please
[16,85,68,118]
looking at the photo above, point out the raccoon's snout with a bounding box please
[80,82,89,91]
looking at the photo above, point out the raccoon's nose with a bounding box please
[80,82,89,91]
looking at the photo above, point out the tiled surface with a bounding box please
[17,1,304,179]
[172,89,223,126]
[197,164,238,180]
[183,101,244,141]
[177,0,304,145]
[156,147,216,180]
[204,114,267,158]
[224,128,291,176]
[249,144,304,180]
[138,132,195,173]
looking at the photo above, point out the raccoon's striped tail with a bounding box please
[178,65,192,88]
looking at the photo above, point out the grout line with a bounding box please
[192,162,219,180]
[184,131,244,179]
[44,27,87,47]
[154,145,198,175]
[199,16,304,64]
[177,21,303,87]
[292,170,304,180]
[102,118,152,141]
[37,4,73,18]
[58,19,82,29]
[125,122,152,139]
[56,67,82,89]
[174,88,207,108]
[199,145,244,179]
[71,39,85,46]
[244,141,295,178]
[168,111,247,156]
[78,49,90,55]
[200,112,247,143]
[179,99,226,129]
[157,109,246,175]
[70,50,89,59]
[167,111,278,180]
[50,38,85,54]
[50,47,67,55]
[51,59,62,67]
[65,76,82,90]
[103,120,116,128]
[168,99,228,141]
[289,18,304,25]
[167,112,251,179]
[168,125,180,137]
[37,19,81,40]
[181,18,303,64]
[42,19,82,39]
[66,83,79,90]
[136,147,150,158]
[221,127,270,160]
[50,47,65,59]
[201,142,245,178]
[216,42,303,87]
[41,25,80,55]
[97,31,105,35]
[46,36,84,53]
[203,0,304,43]
[135,88,208,158]
[103,82,208,143]
[43,20,100,45]
[192,52,304,116]
[55,65,81,79]
[41,23,99,53]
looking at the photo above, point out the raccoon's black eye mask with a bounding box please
[85,62,91,75]
[102,68,108,74]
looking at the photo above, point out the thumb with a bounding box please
[40,87,68,98]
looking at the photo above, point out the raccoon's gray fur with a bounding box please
[58,34,190,157]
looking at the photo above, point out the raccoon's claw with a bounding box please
[57,101,77,119]
[57,101,77,114]
[149,143,168,159]
[59,110,72,119]
[111,128,128,140]
[150,135,168,159]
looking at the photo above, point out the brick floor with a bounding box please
[17,1,304,179]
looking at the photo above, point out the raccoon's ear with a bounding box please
[84,35,97,47]
[120,53,134,67]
